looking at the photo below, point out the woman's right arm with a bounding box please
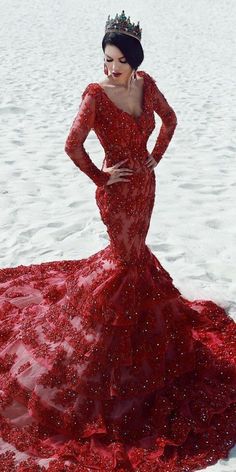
[64,90,110,187]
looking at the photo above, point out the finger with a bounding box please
[115,175,130,180]
[112,173,128,179]
[118,178,131,182]
[110,176,124,183]
[117,168,133,173]
[113,170,133,176]
[109,178,130,184]
[116,159,128,167]
[118,174,133,178]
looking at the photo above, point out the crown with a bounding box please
[105,10,142,42]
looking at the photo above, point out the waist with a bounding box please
[104,148,150,171]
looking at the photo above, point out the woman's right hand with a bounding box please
[103,158,133,186]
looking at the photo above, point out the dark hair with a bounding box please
[102,32,144,71]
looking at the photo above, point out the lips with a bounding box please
[112,72,121,77]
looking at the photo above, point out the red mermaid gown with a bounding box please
[0,71,235,472]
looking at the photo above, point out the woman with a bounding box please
[0,10,235,472]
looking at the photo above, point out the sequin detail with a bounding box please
[0,70,235,471]
[64,70,177,187]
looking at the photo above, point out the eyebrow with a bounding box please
[105,54,125,59]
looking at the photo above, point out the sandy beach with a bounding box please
[0,0,236,468]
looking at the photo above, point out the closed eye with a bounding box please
[106,59,127,63]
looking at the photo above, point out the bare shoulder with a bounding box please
[97,77,113,89]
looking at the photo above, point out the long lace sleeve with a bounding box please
[64,86,110,187]
[147,74,177,164]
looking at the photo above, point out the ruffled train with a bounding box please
[0,244,235,471]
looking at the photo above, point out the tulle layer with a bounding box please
[0,245,236,471]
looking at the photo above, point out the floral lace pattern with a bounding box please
[0,71,235,471]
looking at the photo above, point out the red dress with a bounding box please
[0,71,235,472]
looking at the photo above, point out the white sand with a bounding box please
[0,0,235,469]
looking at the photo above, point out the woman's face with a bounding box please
[104,44,133,82]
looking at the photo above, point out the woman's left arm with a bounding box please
[149,76,177,165]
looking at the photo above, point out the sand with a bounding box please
[0,0,235,469]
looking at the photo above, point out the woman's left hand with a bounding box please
[145,153,158,172]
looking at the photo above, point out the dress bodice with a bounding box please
[64,71,177,187]
[81,71,156,154]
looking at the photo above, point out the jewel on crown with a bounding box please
[105,10,142,42]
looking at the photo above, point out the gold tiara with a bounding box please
[105,10,142,42]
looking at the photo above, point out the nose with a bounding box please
[111,62,121,73]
